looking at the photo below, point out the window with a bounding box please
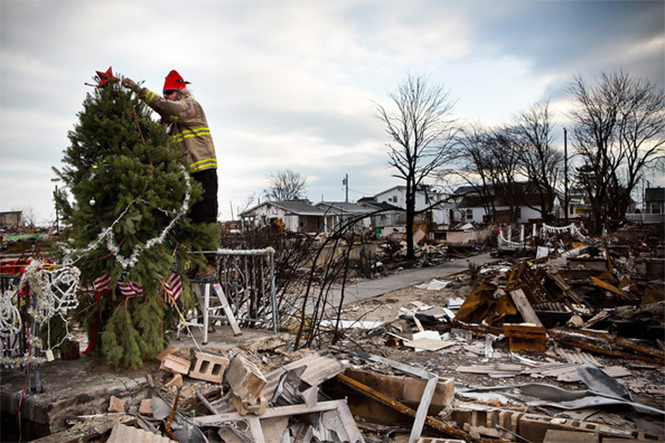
[515,207,522,220]
[466,209,473,220]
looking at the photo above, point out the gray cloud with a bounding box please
[1,0,662,224]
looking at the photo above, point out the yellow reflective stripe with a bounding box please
[145,90,156,103]
[189,158,217,172]
[171,127,211,143]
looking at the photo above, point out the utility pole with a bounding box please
[564,128,569,225]
[343,174,349,202]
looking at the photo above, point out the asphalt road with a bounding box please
[329,251,497,307]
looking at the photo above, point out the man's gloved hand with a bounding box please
[121,78,136,89]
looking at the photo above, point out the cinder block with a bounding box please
[450,402,493,429]
[499,410,522,433]
[403,376,455,406]
[139,399,152,416]
[189,351,229,383]
[519,414,564,443]
[543,429,599,443]
[160,354,191,375]
[225,354,267,401]
[154,345,179,362]
[471,410,485,427]
[519,413,636,442]
[232,393,267,416]
[108,395,124,413]
[487,410,500,428]
[165,373,183,388]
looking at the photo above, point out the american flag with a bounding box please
[93,272,111,294]
[161,272,182,304]
[118,280,143,298]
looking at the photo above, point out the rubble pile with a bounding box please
[2,224,664,442]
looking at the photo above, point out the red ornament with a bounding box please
[96,66,117,87]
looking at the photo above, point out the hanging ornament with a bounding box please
[89,198,96,206]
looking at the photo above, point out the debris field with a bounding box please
[1,223,664,443]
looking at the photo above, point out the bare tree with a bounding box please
[569,71,665,233]
[446,124,499,222]
[375,73,457,260]
[510,101,563,222]
[263,169,308,202]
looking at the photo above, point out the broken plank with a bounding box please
[508,288,543,326]
[409,375,438,443]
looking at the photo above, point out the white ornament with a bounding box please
[89,198,96,206]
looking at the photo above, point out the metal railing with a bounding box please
[211,248,279,333]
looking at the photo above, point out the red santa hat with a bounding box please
[163,70,191,92]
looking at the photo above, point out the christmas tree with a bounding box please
[53,68,219,369]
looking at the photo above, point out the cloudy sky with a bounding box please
[1,0,663,225]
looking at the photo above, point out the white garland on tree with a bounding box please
[63,165,191,269]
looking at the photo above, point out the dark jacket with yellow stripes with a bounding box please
[134,87,217,173]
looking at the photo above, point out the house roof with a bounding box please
[645,187,665,203]
[315,201,373,215]
[357,197,404,212]
[241,200,327,217]
[453,185,482,195]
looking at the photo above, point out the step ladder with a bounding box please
[179,280,242,345]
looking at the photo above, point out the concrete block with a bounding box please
[232,393,268,416]
[450,402,493,429]
[518,414,632,443]
[346,369,454,413]
[544,429,599,443]
[108,396,124,413]
[159,354,191,375]
[139,399,152,416]
[225,354,267,401]
[154,345,179,362]
[165,373,183,388]
[499,409,522,433]
[189,351,229,383]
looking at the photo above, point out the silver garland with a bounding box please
[63,165,191,269]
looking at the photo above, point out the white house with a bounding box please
[240,200,328,234]
[455,183,562,224]
[315,201,373,233]
[356,197,404,228]
[373,185,453,225]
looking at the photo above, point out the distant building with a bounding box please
[454,182,562,224]
[373,185,453,225]
[0,211,23,229]
[240,200,327,234]
[645,187,665,214]
[315,201,373,233]
[356,197,404,227]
